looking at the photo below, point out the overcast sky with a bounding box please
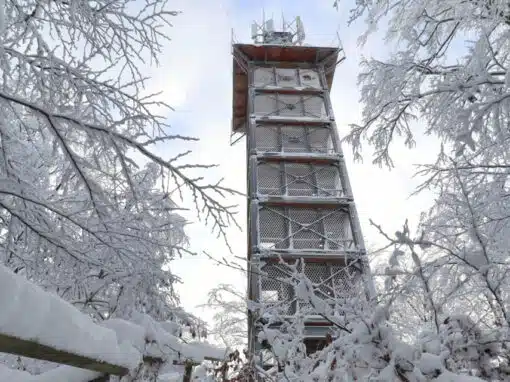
[146,0,439,334]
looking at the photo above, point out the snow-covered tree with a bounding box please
[205,284,247,350]
[0,0,236,378]
[341,0,510,167]
[330,0,510,379]
[0,0,239,315]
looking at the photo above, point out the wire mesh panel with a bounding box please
[285,163,317,196]
[258,261,362,316]
[278,94,303,117]
[258,208,289,250]
[303,96,326,119]
[330,264,362,296]
[257,162,344,197]
[304,263,335,299]
[282,126,308,151]
[259,262,295,315]
[253,67,275,87]
[314,165,342,197]
[298,262,363,313]
[289,209,324,249]
[275,68,298,87]
[257,206,355,252]
[257,162,283,195]
[253,93,327,119]
[299,69,321,89]
[253,124,335,154]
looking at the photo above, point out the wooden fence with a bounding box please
[0,332,128,376]
[0,264,224,381]
[0,330,221,381]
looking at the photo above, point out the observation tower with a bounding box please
[230,16,374,370]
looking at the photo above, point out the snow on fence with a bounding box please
[0,264,227,381]
[0,364,102,382]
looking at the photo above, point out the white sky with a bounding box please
[145,0,439,330]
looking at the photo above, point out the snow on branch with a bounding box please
[343,0,510,167]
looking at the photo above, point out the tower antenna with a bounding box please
[250,14,305,45]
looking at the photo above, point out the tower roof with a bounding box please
[231,43,344,133]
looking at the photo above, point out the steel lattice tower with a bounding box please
[230,18,374,371]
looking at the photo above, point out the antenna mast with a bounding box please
[250,14,306,45]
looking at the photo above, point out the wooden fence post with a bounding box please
[183,360,193,382]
